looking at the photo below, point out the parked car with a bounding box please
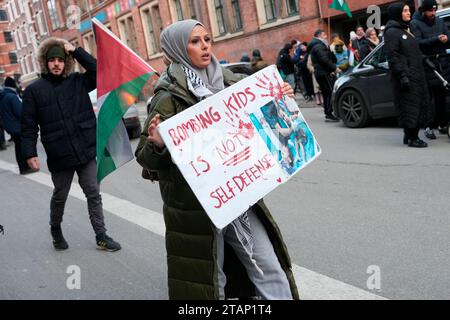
[222,62,253,75]
[89,89,142,139]
[146,62,253,114]
[333,8,450,129]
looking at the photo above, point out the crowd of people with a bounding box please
[268,25,383,123]
[260,0,448,146]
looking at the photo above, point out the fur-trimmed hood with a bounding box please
[37,37,75,77]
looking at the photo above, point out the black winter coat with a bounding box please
[352,37,370,60]
[359,40,379,60]
[277,49,295,75]
[21,47,97,172]
[384,20,431,128]
[410,11,450,87]
[307,38,337,77]
[0,87,22,136]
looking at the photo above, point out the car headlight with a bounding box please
[333,75,348,93]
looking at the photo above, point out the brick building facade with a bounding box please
[3,0,49,87]
[44,1,415,71]
[0,0,20,84]
[4,0,428,90]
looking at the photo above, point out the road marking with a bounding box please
[0,159,387,300]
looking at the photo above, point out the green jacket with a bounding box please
[135,63,299,300]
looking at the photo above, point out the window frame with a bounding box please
[140,2,163,58]
[9,52,18,64]
[47,0,60,30]
[117,12,139,54]
[206,0,244,40]
[255,0,300,29]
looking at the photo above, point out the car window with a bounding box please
[441,14,450,30]
[364,45,388,68]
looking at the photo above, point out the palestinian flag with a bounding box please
[93,18,156,182]
[329,0,352,18]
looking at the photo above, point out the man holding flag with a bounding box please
[21,37,121,252]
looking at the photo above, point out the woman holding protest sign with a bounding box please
[135,19,299,300]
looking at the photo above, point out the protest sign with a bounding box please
[158,65,321,229]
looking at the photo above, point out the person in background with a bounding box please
[308,29,341,121]
[333,39,350,75]
[277,43,296,89]
[307,54,323,106]
[352,26,369,61]
[410,0,450,139]
[297,42,315,102]
[330,33,347,52]
[291,40,304,94]
[384,2,431,148]
[360,28,380,59]
[0,118,6,151]
[250,49,268,73]
[0,77,36,174]
[240,54,250,62]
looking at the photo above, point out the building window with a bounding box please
[118,14,138,53]
[188,0,197,19]
[168,0,198,22]
[20,59,27,74]
[4,31,13,43]
[174,0,184,20]
[6,4,13,21]
[18,0,25,14]
[207,0,244,38]
[17,26,25,47]
[70,39,81,72]
[264,0,278,22]
[231,0,242,31]
[141,5,162,57]
[0,9,7,21]
[11,0,19,19]
[47,0,60,30]
[9,52,18,64]
[214,0,227,35]
[32,54,39,72]
[286,0,298,15]
[82,32,97,57]
[26,55,32,73]
[12,31,20,49]
[36,11,47,36]
[23,23,31,44]
[256,0,299,25]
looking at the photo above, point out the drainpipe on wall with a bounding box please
[317,0,323,19]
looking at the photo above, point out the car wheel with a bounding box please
[447,123,450,139]
[337,89,370,128]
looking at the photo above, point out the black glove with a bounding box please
[400,76,410,89]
